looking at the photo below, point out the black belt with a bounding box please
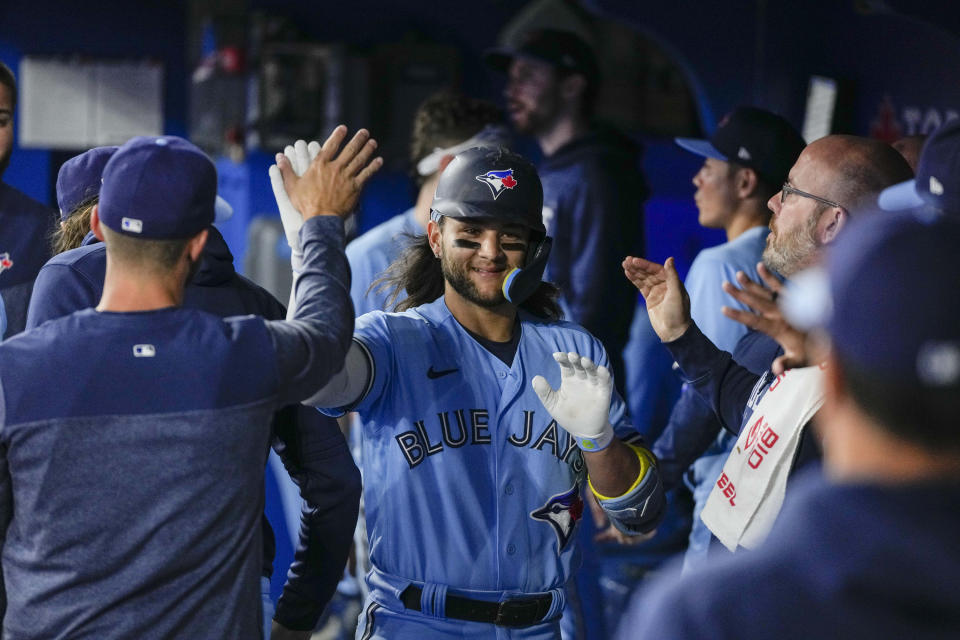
[400,584,553,628]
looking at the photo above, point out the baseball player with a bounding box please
[26,144,363,637]
[274,145,665,639]
[0,128,377,637]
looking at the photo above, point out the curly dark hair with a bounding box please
[409,91,503,187]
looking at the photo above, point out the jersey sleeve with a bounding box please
[342,311,394,414]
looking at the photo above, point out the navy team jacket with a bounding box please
[23,221,360,632]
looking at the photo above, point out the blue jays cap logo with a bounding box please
[0,252,12,274]
[475,169,518,200]
[531,484,584,552]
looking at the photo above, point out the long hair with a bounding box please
[374,228,563,321]
[50,199,96,255]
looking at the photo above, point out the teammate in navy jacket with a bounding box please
[277,145,664,639]
[0,128,380,638]
[28,145,361,635]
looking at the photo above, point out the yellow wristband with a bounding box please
[587,443,655,501]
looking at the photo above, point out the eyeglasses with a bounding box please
[780,183,844,209]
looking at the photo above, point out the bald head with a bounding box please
[812,135,914,212]
[763,135,914,278]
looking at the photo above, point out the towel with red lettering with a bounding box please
[701,365,825,551]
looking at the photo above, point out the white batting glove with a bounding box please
[268,139,322,258]
[532,352,616,452]
[269,140,321,318]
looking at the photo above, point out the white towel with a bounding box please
[701,365,825,551]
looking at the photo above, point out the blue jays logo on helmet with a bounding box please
[531,484,584,552]
[475,169,518,200]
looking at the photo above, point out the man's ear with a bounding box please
[427,219,442,258]
[90,204,105,241]
[818,207,847,245]
[735,167,760,199]
[187,228,208,262]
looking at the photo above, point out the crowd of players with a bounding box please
[0,25,959,640]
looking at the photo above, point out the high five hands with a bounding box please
[270,126,383,223]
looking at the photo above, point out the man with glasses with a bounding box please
[620,203,960,640]
[621,134,912,549]
[649,107,805,572]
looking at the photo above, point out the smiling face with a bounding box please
[429,216,530,310]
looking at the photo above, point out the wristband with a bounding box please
[588,443,654,501]
[575,426,615,452]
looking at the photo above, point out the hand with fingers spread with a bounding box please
[273,125,383,222]
[622,256,692,343]
[720,262,808,374]
[532,352,615,452]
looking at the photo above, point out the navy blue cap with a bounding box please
[878,118,960,213]
[56,146,118,221]
[675,106,806,186]
[787,210,960,389]
[99,136,217,239]
[484,29,599,79]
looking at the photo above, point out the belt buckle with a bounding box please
[494,596,545,628]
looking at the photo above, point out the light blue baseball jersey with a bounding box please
[326,297,637,638]
[346,208,421,316]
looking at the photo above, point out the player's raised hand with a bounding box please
[275,126,383,220]
[721,262,808,374]
[623,256,691,342]
[269,139,323,252]
[532,352,615,452]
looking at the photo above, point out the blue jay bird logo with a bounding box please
[531,484,584,551]
[475,169,518,200]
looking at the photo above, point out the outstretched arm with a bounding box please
[265,126,382,406]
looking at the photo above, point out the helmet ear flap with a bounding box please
[502,236,552,304]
